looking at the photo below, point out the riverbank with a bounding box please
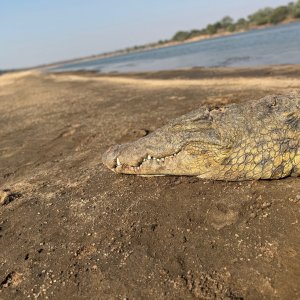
[1,66,300,299]
[169,17,300,45]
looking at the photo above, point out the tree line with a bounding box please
[172,0,300,42]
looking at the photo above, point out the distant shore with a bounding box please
[38,19,300,71]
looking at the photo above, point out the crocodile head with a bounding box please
[102,108,229,177]
[103,93,300,180]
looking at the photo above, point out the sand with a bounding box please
[1,66,300,299]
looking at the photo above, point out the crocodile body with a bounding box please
[102,93,300,181]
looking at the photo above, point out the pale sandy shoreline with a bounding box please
[51,72,300,90]
[3,64,300,90]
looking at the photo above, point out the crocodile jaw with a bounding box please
[102,143,202,176]
[102,108,224,176]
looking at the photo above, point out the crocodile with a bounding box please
[102,92,300,181]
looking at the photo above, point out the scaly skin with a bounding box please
[102,92,300,181]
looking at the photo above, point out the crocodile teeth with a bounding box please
[147,155,152,160]
[116,158,121,166]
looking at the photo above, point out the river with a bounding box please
[51,22,300,73]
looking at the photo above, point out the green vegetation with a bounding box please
[248,8,273,25]
[290,0,300,18]
[270,6,289,24]
[172,31,191,42]
[171,0,300,42]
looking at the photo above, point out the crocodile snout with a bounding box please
[102,144,123,170]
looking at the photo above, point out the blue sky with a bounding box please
[0,0,291,69]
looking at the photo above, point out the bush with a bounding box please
[188,30,203,38]
[227,24,236,32]
[248,7,273,25]
[213,22,222,30]
[158,40,167,44]
[236,18,247,26]
[270,6,289,24]
[292,7,300,18]
[206,24,218,35]
[236,18,249,29]
[172,31,190,42]
[221,16,234,28]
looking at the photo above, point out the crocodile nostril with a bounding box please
[102,145,123,169]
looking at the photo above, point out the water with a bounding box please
[51,22,300,73]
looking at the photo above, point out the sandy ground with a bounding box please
[1,66,300,299]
